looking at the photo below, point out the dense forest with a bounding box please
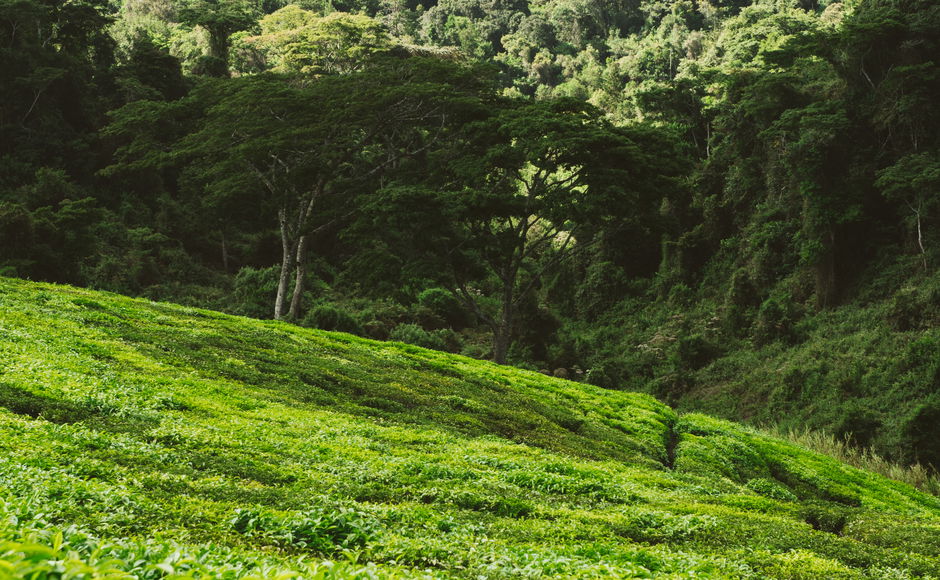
[2,0,939,469]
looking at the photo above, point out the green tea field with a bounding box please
[0,276,937,578]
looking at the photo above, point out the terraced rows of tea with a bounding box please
[0,276,937,578]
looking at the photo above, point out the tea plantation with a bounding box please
[0,276,937,579]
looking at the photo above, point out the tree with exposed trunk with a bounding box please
[432,98,669,364]
[877,151,940,271]
[177,0,256,76]
[166,58,482,320]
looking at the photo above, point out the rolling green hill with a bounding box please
[0,276,937,579]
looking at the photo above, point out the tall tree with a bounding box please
[168,58,483,319]
[1,0,114,186]
[177,0,256,76]
[243,7,391,75]
[429,98,674,363]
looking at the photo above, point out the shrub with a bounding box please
[575,261,631,318]
[230,505,380,554]
[430,328,462,353]
[745,478,798,502]
[357,299,411,340]
[674,433,769,483]
[832,405,880,448]
[232,266,279,319]
[754,293,800,345]
[417,288,467,328]
[765,425,940,495]
[584,359,629,389]
[887,282,940,331]
[615,510,719,543]
[888,286,922,331]
[449,491,533,518]
[902,399,940,470]
[667,283,693,306]
[302,304,363,335]
[410,304,446,330]
[389,324,447,351]
[723,268,758,335]
[758,549,858,579]
[672,333,720,371]
[799,502,851,534]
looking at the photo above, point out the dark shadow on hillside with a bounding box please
[0,381,158,434]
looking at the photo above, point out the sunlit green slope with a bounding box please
[0,276,937,579]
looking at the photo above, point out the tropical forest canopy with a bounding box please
[2,0,940,467]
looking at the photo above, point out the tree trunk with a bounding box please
[274,217,294,320]
[815,228,837,309]
[206,28,231,77]
[914,205,927,271]
[221,230,230,273]
[287,235,308,320]
[492,323,512,365]
[492,282,515,365]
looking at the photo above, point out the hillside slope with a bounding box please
[0,276,937,579]
[566,267,940,470]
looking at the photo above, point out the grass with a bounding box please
[0,276,938,578]
[764,425,940,496]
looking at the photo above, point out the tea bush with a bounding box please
[230,505,380,553]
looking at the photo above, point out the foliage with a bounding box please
[176,0,258,74]
[241,7,391,75]
[5,0,940,545]
[232,265,280,318]
[229,505,380,553]
[303,303,364,334]
[417,287,467,329]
